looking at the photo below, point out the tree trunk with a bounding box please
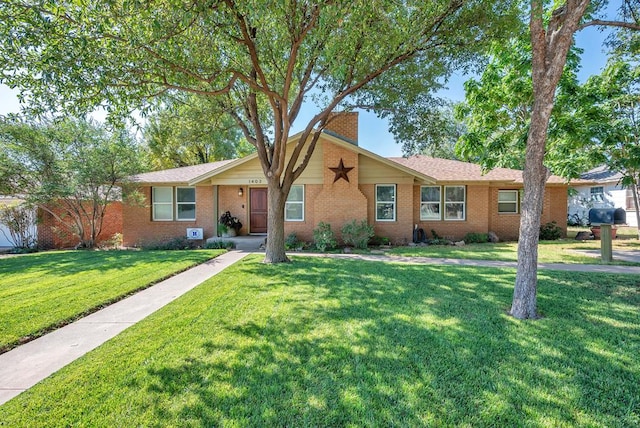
[632,181,640,240]
[263,180,289,263]
[511,99,551,319]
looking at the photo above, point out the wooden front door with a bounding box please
[250,188,268,233]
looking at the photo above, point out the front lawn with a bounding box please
[0,249,225,352]
[2,256,638,426]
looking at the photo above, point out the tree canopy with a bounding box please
[0,115,144,248]
[0,0,520,262]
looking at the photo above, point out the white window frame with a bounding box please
[590,186,604,202]
[444,186,466,221]
[420,186,442,220]
[498,190,519,214]
[176,187,196,221]
[285,185,305,222]
[152,187,174,221]
[376,184,396,222]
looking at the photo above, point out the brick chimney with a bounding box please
[324,112,359,145]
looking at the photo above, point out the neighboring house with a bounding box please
[0,196,37,248]
[124,113,569,246]
[568,165,638,227]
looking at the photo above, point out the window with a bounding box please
[627,187,638,211]
[176,187,196,220]
[152,186,196,221]
[498,190,519,214]
[590,186,604,202]
[444,186,465,220]
[420,186,441,220]
[285,185,304,221]
[152,187,173,221]
[376,184,396,221]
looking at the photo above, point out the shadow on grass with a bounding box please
[144,258,640,426]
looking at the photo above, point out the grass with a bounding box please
[0,249,225,352]
[1,256,638,426]
[388,226,640,264]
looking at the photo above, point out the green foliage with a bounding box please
[144,94,255,169]
[313,222,337,252]
[204,240,236,250]
[369,235,391,246]
[341,219,375,249]
[0,249,224,352]
[454,35,599,178]
[539,222,563,241]
[285,232,302,251]
[0,115,145,248]
[1,257,639,426]
[0,202,37,249]
[99,233,124,250]
[463,232,489,244]
[141,236,200,251]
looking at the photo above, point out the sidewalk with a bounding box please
[0,250,248,406]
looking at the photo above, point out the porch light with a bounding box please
[238,187,244,197]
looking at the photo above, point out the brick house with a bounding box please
[124,113,568,246]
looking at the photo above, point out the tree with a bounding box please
[511,0,640,319]
[0,1,519,262]
[583,59,640,238]
[0,116,144,248]
[454,35,601,177]
[144,94,255,169]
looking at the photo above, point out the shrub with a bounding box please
[142,236,199,250]
[464,232,489,244]
[0,202,37,249]
[369,235,390,246]
[205,240,235,250]
[313,222,337,252]
[285,232,302,250]
[341,219,375,249]
[540,221,563,240]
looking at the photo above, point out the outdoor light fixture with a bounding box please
[238,187,244,197]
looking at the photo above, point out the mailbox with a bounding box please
[588,208,626,226]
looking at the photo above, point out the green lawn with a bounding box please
[1,256,638,426]
[0,249,225,352]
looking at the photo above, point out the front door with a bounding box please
[250,188,268,233]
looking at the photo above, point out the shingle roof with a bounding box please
[580,165,624,183]
[388,155,566,184]
[130,160,236,184]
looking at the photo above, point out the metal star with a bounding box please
[329,158,354,183]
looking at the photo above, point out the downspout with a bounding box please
[214,185,219,237]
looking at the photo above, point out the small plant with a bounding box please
[540,221,563,240]
[217,222,229,235]
[0,202,37,250]
[205,240,236,250]
[142,236,199,250]
[285,232,302,250]
[99,232,124,249]
[369,235,390,246]
[341,219,375,249]
[313,222,337,252]
[464,232,489,244]
[431,229,442,240]
[218,211,242,231]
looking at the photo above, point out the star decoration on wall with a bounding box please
[329,158,354,183]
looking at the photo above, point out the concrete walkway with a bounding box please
[293,252,640,274]
[0,250,248,406]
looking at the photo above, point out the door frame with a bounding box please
[249,187,268,234]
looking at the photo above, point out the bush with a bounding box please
[540,221,563,240]
[464,232,489,244]
[204,240,235,250]
[369,235,390,246]
[142,236,199,250]
[313,222,337,252]
[341,219,375,249]
[285,232,302,250]
[0,202,37,249]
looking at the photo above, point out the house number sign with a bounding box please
[248,178,264,184]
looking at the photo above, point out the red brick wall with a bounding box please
[37,201,123,249]
[284,184,322,242]
[488,187,522,241]
[359,183,414,245]
[122,186,215,247]
[325,112,359,142]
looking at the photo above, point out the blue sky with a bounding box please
[0,24,612,158]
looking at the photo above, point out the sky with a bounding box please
[0,23,613,158]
